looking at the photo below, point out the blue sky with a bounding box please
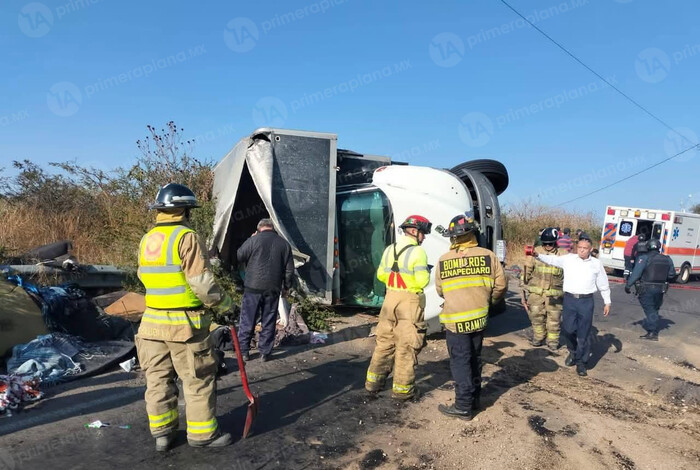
[1,0,699,218]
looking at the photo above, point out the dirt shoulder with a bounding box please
[2,281,699,470]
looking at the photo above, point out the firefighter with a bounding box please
[436,212,507,420]
[365,215,432,400]
[521,228,565,350]
[625,238,675,341]
[136,183,234,451]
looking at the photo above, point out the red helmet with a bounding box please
[400,215,432,234]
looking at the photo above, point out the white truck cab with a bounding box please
[211,128,509,329]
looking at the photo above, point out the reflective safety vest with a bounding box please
[139,225,203,310]
[377,237,430,294]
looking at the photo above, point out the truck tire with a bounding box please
[677,263,692,284]
[450,159,509,195]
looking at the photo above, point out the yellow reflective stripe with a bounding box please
[443,276,493,287]
[534,266,562,274]
[167,226,188,265]
[392,383,412,394]
[142,309,202,328]
[149,409,178,428]
[442,277,494,292]
[139,265,182,274]
[366,371,385,383]
[187,418,218,434]
[439,307,489,324]
[146,286,187,296]
[527,286,563,296]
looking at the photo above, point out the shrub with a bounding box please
[502,201,602,266]
[0,122,214,268]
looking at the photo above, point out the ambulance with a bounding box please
[598,206,700,283]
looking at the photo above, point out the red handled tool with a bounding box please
[229,324,259,438]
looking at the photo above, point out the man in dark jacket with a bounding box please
[237,218,294,361]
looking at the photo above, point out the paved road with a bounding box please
[1,276,698,469]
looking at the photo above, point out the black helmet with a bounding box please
[648,238,661,252]
[540,227,559,246]
[150,183,200,210]
[443,211,478,238]
[638,233,648,242]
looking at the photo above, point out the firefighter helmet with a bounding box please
[400,215,432,234]
[150,183,200,210]
[539,227,559,246]
[648,238,661,252]
[443,212,478,238]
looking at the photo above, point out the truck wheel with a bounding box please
[450,159,509,195]
[677,263,692,284]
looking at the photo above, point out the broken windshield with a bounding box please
[337,189,393,307]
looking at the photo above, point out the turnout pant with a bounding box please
[238,290,280,356]
[561,294,594,366]
[638,285,664,333]
[136,330,219,442]
[526,293,563,346]
[446,329,483,411]
[365,290,426,398]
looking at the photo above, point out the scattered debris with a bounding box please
[310,332,328,344]
[612,450,636,469]
[84,420,131,429]
[527,415,555,438]
[0,375,43,416]
[360,449,388,469]
[119,357,136,372]
[103,292,146,322]
[85,420,109,428]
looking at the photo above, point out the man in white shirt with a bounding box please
[533,234,611,377]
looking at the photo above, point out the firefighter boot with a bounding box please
[188,431,233,448]
[155,431,176,452]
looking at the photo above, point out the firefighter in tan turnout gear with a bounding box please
[365,215,432,400]
[436,213,507,420]
[136,183,234,451]
[521,227,565,350]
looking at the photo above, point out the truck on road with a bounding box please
[211,128,509,330]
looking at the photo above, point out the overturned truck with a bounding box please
[211,128,508,330]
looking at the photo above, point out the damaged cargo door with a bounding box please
[212,128,338,303]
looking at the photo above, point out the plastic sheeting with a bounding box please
[211,129,337,300]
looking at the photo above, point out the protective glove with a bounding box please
[214,293,234,315]
[624,285,631,294]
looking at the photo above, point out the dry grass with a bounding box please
[503,201,602,267]
[0,122,214,269]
